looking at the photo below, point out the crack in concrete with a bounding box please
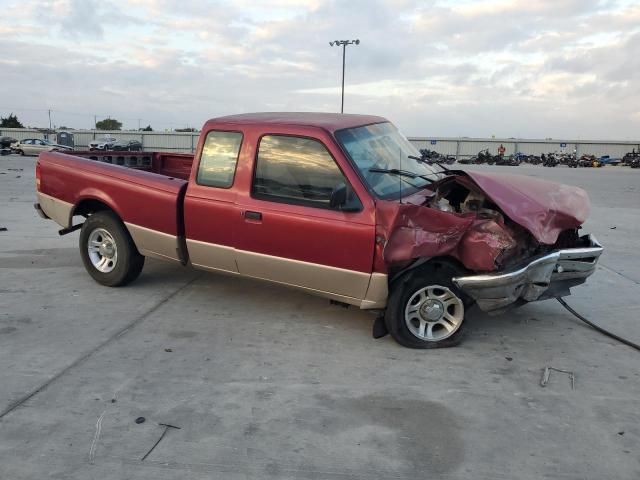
[0,274,200,420]
[599,262,640,286]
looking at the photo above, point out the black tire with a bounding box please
[385,261,472,349]
[79,211,144,287]
[17,149,24,156]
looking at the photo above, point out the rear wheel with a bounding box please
[18,149,24,156]
[79,211,144,286]
[385,262,471,349]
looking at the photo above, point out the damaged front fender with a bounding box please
[375,170,590,274]
[376,200,519,273]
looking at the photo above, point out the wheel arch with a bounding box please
[72,194,124,225]
[389,256,469,286]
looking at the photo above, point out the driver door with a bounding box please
[235,133,376,303]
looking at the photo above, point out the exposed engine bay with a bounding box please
[376,171,590,274]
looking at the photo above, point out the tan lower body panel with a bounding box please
[361,273,388,309]
[125,223,182,263]
[187,239,238,273]
[37,192,73,228]
[236,249,387,309]
[100,223,390,309]
[236,250,370,299]
[188,240,387,308]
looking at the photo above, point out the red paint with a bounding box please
[38,152,187,235]
[461,171,589,245]
[37,113,592,277]
[374,201,517,273]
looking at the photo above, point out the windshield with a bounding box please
[335,122,441,199]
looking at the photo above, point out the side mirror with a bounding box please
[330,183,361,212]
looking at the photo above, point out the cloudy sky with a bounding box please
[1,0,638,138]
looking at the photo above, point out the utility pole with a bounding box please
[94,115,97,130]
[138,118,141,131]
[48,109,52,130]
[329,39,360,113]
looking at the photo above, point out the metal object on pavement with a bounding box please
[540,367,575,389]
[141,423,181,461]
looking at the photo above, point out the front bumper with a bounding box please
[453,234,603,313]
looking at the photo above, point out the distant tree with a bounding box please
[0,113,24,128]
[140,124,153,131]
[95,118,122,130]
[175,127,197,132]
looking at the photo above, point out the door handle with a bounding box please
[243,210,262,221]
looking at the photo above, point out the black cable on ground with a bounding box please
[556,297,640,352]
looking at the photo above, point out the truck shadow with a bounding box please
[133,259,568,349]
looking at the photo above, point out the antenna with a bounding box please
[399,147,402,204]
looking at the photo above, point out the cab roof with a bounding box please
[206,112,387,132]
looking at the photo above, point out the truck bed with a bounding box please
[72,150,194,180]
[37,151,191,261]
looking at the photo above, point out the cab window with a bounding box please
[196,131,243,188]
[252,135,352,209]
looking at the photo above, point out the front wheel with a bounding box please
[79,211,144,286]
[385,263,470,348]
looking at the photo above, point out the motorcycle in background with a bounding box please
[542,153,559,167]
[622,149,640,167]
[419,148,457,165]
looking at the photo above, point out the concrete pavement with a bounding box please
[1,154,638,479]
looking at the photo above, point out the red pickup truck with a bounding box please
[35,113,603,348]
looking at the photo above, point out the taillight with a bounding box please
[35,161,41,191]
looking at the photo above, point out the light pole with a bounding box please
[329,39,360,113]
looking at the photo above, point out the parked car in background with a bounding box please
[111,140,143,151]
[88,136,117,151]
[14,138,73,156]
[0,136,18,148]
[0,136,18,155]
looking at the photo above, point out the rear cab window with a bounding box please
[252,135,357,209]
[196,130,243,188]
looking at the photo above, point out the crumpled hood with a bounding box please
[374,171,591,273]
[461,171,590,245]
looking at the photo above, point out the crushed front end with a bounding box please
[452,234,603,313]
[375,169,603,313]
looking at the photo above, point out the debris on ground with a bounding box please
[540,366,575,389]
[141,423,181,461]
[88,411,106,465]
[135,417,146,424]
[0,227,7,232]
[164,348,173,352]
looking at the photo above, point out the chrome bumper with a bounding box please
[453,234,603,313]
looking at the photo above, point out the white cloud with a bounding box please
[0,0,638,138]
